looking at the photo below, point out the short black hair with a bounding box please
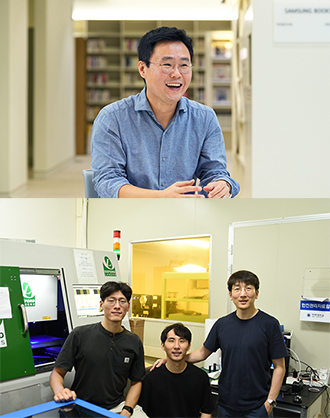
[160,322,192,344]
[138,26,193,66]
[227,270,260,292]
[100,281,132,302]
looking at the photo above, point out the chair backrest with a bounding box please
[82,169,99,198]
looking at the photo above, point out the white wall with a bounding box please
[0,0,28,196]
[86,198,330,369]
[251,0,330,197]
[0,198,78,247]
[0,0,76,195]
[33,0,75,177]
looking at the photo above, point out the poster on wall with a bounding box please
[73,249,98,284]
[274,1,330,42]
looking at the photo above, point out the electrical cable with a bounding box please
[287,348,329,415]
[288,348,302,379]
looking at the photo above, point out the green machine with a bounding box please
[0,241,121,414]
[0,266,35,382]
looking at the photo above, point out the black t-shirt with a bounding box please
[139,363,214,417]
[204,310,288,411]
[55,323,145,409]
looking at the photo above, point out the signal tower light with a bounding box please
[113,230,121,260]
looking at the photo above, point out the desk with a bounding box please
[275,385,326,418]
[210,383,326,418]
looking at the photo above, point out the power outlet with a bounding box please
[318,368,329,385]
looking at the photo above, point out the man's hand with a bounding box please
[120,408,132,417]
[264,401,273,416]
[150,358,167,371]
[119,180,204,198]
[54,388,77,403]
[161,180,204,198]
[203,180,231,198]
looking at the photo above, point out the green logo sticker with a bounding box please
[22,282,36,307]
[103,256,116,277]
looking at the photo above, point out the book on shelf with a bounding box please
[211,41,232,60]
[87,56,108,69]
[213,87,231,105]
[198,89,205,102]
[87,72,109,85]
[196,56,205,68]
[124,56,138,68]
[87,89,111,103]
[124,89,142,98]
[125,39,139,52]
[87,38,106,53]
[86,105,103,121]
[197,38,205,50]
[212,63,231,82]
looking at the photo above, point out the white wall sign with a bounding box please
[73,249,98,284]
[300,300,330,323]
[0,287,12,319]
[0,321,8,348]
[274,1,330,42]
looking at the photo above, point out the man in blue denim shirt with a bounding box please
[91,27,240,198]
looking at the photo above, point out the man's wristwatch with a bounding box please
[267,399,277,408]
[122,405,134,416]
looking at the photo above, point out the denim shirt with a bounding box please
[91,87,240,198]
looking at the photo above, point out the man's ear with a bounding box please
[99,300,103,311]
[161,342,165,352]
[138,60,146,78]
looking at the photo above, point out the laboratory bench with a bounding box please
[210,382,327,418]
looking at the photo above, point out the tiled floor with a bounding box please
[11,156,91,198]
[10,152,235,198]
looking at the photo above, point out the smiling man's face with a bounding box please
[100,291,129,323]
[138,41,192,110]
[161,329,191,362]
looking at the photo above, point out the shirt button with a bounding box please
[161,182,164,187]
[162,157,166,162]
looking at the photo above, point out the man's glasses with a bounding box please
[106,298,128,306]
[149,61,193,74]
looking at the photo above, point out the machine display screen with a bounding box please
[73,284,104,318]
[20,270,59,322]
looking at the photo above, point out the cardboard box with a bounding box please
[129,317,145,343]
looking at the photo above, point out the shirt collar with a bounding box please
[135,86,188,114]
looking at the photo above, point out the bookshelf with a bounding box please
[205,31,233,150]
[74,20,232,154]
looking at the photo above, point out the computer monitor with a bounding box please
[19,268,69,371]
[20,268,59,322]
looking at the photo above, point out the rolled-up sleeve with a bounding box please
[196,109,240,197]
[91,107,130,198]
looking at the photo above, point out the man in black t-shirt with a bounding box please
[152,271,288,418]
[49,281,147,418]
[139,323,213,418]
